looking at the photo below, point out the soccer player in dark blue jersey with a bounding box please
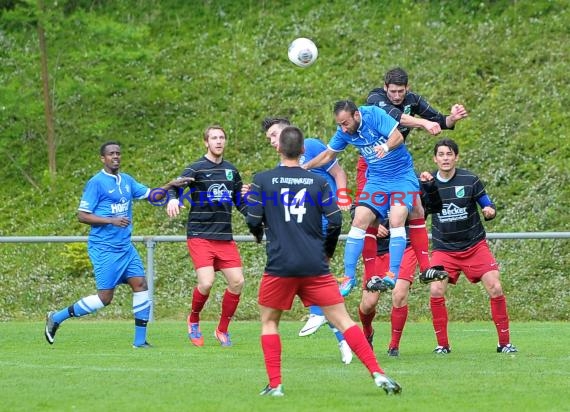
[44,141,190,348]
[247,125,401,396]
[166,125,247,347]
[261,117,352,363]
[420,138,517,354]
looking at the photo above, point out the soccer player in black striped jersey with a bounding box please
[362,67,468,290]
[247,126,401,396]
[420,138,517,354]
[167,125,247,348]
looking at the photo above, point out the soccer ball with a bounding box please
[288,38,318,68]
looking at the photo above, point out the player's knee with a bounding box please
[228,276,245,293]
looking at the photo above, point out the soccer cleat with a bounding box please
[44,311,60,345]
[382,272,397,289]
[338,340,353,365]
[365,329,375,349]
[298,314,327,337]
[433,345,451,354]
[133,341,153,349]
[188,322,204,347]
[419,265,449,284]
[373,372,402,395]
[387,347,400,357]
[214,329,232,347]
[365,276,389,293]
[497,343,518,353]
[338,276,357,297]
[259,384,284,397]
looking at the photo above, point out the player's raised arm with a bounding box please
[301,148,337,170]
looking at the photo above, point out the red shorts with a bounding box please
[186,238,242,270]
[362,246,418,288]
[258,273,344,310]
[431,239,498,284]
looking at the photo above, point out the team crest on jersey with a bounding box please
[125,184,130,193]
[225,169,233,180]
[455,186,465,198]
[403,105,411,115]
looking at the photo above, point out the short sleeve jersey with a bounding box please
[300,138,339,195]
[247,166,342,277]
[176,156,246,240]
[78,170,149,249]
[431,168,489,251]
[327,105,414,181]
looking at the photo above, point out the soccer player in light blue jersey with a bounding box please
[302,100,415,297]
[44,141,189,348]
[259,117,352,364]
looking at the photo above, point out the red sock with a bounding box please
[362,227,378,278]
[491,295,510,346]
[358,307,376,338]
[408,218,431,272]
[189,287,209,324]
[389,305,408,349]
[430,297,449,347]
[261,334,282,387]
[218,289,241,333]
[343,324,383,375]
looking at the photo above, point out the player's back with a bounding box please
[250,166,340,276]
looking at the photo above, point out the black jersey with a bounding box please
[173,156,246,240]
[431,168,491,252]
[247,166,342,277]
[366,88,450,139]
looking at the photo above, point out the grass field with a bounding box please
[1,320,569,411]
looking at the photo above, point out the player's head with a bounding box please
[204,125,226,158]
[334,100,361,135]
[279,126,304,160]
[262,117,291,150]
[433,138,459,173]
[384,67,409,105]
[100,141,121,174]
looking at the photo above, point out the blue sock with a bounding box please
[344,227,366,278]
[328,323,344,342]
[133,291,151,346]
[388,236,407,278]
[53,295,104,324]
[309,305,323,316]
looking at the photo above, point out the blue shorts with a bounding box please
[358,169,420,219]
[88,243,145,290]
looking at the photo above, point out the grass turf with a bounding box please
[1,320,568,411]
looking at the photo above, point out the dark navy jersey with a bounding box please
[366,88,451,139]
[431,168,490,251]
[173,156,246,240]
[247,166,342,277]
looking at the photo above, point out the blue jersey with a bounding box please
[78,170,149,249]
[300,138,339,196]
[328,105,414,182]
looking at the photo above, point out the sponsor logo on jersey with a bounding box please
[207,183,233,202]
[438,202,467,223]
[111,198,130,214]
[225,169,233,180]
[455,186,465,198]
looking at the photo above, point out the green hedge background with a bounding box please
[0,0,568,321]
